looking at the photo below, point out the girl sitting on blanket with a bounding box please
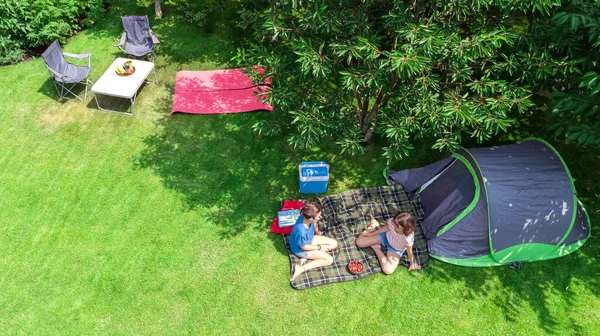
[289,203,339,281]
[356,212,421,274]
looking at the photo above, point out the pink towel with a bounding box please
[171,68,273,114]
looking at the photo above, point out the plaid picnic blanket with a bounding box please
[284,184,429,290]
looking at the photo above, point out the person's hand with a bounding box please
[361,229,374,237]
[315,230,323,236]
[408,263,421,271]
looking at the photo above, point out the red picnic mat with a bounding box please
[171,68,273,114]
[270,200,305,235]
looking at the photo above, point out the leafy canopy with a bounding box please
[542,1,600,146]
[235,0,567,161]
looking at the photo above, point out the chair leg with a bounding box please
[51,81,62,98]
[85,79,92,101]
[58,82,85,101]
[50,79,92,101]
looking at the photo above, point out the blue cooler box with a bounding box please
[299,161,330,194]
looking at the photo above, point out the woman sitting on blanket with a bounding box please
[356,212,421,274]
[289,203,339,281]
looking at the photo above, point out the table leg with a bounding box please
[130,94,137,114]
[147,67,158,84]
[93,93,134,115]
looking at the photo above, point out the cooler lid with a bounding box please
[299,163,329,182]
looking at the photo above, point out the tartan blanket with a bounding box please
[284,184,429,290]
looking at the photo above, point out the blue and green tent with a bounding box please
[385,139,591,267]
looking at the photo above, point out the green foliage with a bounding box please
[533,1,600,147]
[549,72,600,146]
[169,0,250,33]
[0,0,109,65]
[0,36,24,65]
[234,0,562,161]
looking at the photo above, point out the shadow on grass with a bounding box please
[37,78,91,102]
[132,90,443,242]
[133,89,306,241]
[426,245,599,334]
[83,3,239,70]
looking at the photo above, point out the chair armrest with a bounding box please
[63,52,92,68]
[114,32,127,47]
[149,29,160,44]
[63,52,92,59]
[46,66,70,82]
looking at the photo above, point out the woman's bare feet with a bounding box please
[368,215,380,232]
[290,264,305,281]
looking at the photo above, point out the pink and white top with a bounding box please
[386,218,414,251]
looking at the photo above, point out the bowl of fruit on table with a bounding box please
[347,260,364,274]
[115,60,135,76]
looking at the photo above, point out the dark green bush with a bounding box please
[0,36,24,65]
[0,0,110,65]
[174,0,246,34]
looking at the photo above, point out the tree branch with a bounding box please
[356,90,363,111]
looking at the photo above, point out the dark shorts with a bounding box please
[378,233,406,256]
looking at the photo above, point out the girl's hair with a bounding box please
[301,203,322,220]
[394,212,416,236]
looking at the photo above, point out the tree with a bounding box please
[136,0,163,18]
[537,1,600,147]
[235,0,574,161]
[155,0,163,19]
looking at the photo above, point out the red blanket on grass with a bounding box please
[171,68,273,114]
[270,200,305,235]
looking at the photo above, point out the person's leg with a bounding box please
[312,235,338,251]
[356,232,383,248]
[290,251,334,281]
[372,246,402,274]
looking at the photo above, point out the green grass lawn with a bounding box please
[0,4,599,335]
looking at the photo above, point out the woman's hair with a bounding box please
[301,203,322,220]
[394,212,416,236]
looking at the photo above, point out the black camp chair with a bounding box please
[41,40,93,101]
[115,15,160,62]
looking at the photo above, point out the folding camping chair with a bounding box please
[115,15,160,62]
[41,40,94,101]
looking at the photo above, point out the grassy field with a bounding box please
[0,3,598,335]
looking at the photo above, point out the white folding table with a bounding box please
[91,58,157,114]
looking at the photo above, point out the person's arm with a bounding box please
[406,245,421,271]
[314,222,322,235]
[362,224,390,237]
[300,243,329,252]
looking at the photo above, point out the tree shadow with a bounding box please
[426,243,599,334]
[82,3,238,68]
[132,90,439,242]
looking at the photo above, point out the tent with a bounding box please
[384,139,591,267]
